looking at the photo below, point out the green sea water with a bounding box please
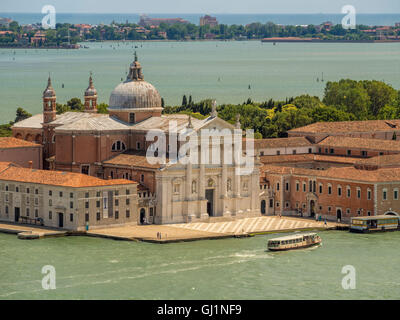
[0,41,400,122]
[0,231,399,299]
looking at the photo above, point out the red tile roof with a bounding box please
[262,163,400,183]
[0,137,41,149]
[255,137,313,149]
[103,151,162,169]
[318,136,400,152]
[0,162,136,188]
[289,120,400,134]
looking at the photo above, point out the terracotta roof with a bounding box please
[355,153,400,168]
[0,162,136,188]
[262,163,400,183]
[260,154,359,165]
[0,137,41,149]
[289,120,400,134]
[318,136,400,152]
[103,151,161,169]
[255,137,313,149]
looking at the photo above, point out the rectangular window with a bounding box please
[303,183,306,192]
[319,185,323,194]
[129,113,135,124]
[49,190,52,196]
[338,187,342,196]
[26,188,30,194]
[126,199,130,205]
[347,188,351,198]
[115,199,119,206]
[115,211,119,219]
[85,213,89,222]
[96,212,101,221]
[85,192,89,198]
[35,209,38,217]
[308,148,312,154]
[329,148,334,154]
[70,193,74,198]
[126,189,130,195]
[347,150,351,156]
[383,190,387,200]
[70,214,73,222]
[394,190,399,200]
[96,200,100,208]
[85,201,89,209]
[296,183,299,192]
[357,189,361,199]
[276,150,280,155]
[367,190,371,200]
[49,211,52,219]
[362,151,368,157]
[70,201,73,209]
[285,182,289,191]
[292,150,297,155]
[59,191,63,197]
[126,210,130,218]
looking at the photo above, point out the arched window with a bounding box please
[112,141,126,152]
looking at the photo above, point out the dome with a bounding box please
[108,54,162,111]
[109,80,162,110]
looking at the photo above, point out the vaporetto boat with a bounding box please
[267,232,321,251]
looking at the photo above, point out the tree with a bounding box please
[182,95,187,107]
[323,79,370,119]
[15,107,32,123]
[362,80,397,116]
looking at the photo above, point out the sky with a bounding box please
[1,0,399,14]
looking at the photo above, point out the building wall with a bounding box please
[375,183,400,216]
[266,171,376,222]
[259,146,316,156]
[0,181,138,231]
[0,147,42,169]
[317,146,398,158]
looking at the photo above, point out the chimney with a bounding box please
[28,161,33,169]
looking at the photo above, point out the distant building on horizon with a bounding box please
[138,14,189,27]
[0,17,12,28]
[199,15,218,27]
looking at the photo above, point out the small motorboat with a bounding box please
[267,232,321,251]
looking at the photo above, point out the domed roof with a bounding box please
[85,74,97,97]
[43,76,56,98]
[108,54,162,111]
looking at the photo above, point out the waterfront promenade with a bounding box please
[0,216,345,243]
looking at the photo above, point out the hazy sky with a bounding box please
[1,0,399,14]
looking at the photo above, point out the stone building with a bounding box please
[0,162,137,230]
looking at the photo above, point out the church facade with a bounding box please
[12,55,261,225]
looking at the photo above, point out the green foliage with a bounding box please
[0,123,12,137]
[15,107,32,123]
[97,103,109,114]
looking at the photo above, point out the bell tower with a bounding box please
[43,76,56,123]
[84,73,98,113]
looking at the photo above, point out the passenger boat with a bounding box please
[267,232,321,251]
[350,215,400,233]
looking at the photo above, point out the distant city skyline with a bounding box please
[1,0,400,14]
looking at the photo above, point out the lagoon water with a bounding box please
[0,41,399,122]
[0,231,399,299]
